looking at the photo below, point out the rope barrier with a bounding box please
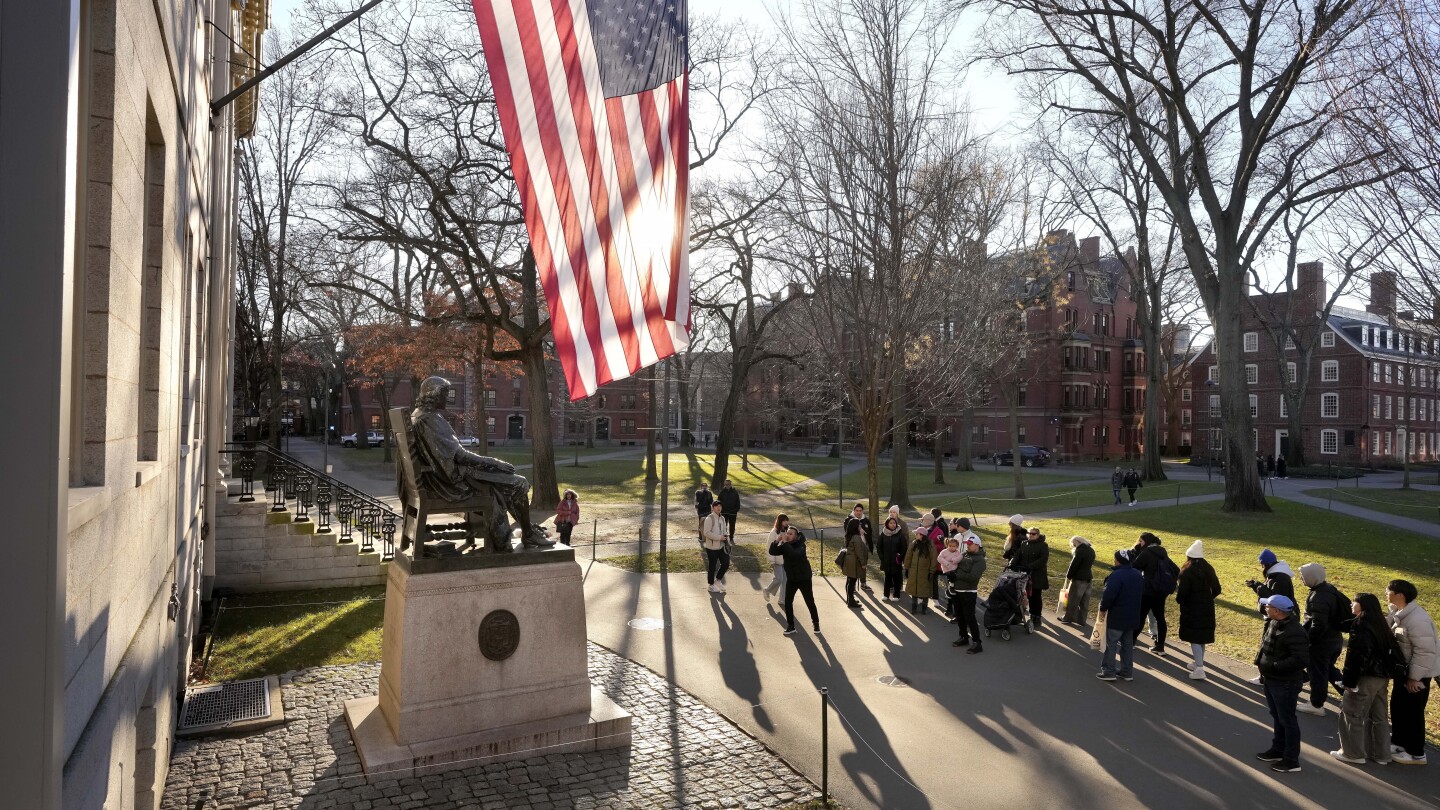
[1323,490,1440,510]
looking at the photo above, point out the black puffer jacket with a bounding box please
[768,537,812,580]
[1254,616,1310,683]
[1176,558,1222,645]
[1065,543,1095,582]
[718,486,741,515]
[1005,537,1050,591]
[1341,622,1394,688]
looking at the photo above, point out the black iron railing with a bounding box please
[221,443,398,561]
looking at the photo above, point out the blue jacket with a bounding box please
[1100,561,1146,633]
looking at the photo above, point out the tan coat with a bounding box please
[841,534,870,578]
[903,539,936,598]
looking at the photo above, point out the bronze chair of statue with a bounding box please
[390,407,506,557]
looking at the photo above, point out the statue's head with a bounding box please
[416,376,452,411]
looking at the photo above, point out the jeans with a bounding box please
[1112,486,1122,505]
[882,568,903,599]
[705,548,730,585]
[1100,627,1135,677]
[1307,634,1343,708]
[956,592,980,643]
[1190,643,1206,669]
[1133,593,1168,648]
[1100,625,1134,674]
[1338,675,1391,761]
[763,562,787,600]
[783,576,819,631]
[1390,676,1432,757]
[1264,679,1304,763]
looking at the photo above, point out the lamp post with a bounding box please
[245,405,260,445]
[323,387,333,475]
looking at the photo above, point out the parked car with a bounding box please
[995,445,1051,467]
[341,431,385,448]
[457,435,481,447]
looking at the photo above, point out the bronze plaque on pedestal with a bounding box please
[478,609,520,661]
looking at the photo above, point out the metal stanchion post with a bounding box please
[819,529,825,577]
[1175,484,1180,506]
[593,519,597,558]
[820,687,829,807]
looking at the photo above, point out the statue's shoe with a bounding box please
[521,529,557,548]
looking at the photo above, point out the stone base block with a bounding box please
[344,687,632,780]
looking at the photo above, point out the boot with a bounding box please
[967,643,983,655]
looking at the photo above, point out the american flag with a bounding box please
[472,0,691,400]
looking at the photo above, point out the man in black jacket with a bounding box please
[1254,595,1310,773]
[1298,562,1348,717]
[717,480,741,545]
[1245,548,1296,684]
[770,527,819,636]
[1129,532,1176,654]
[694,483,714,542]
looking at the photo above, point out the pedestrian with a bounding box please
[1059,535,1095,626]
[903,527,936,614]
[920,514,948,613]
[1331,593,1396,765]
[1176,540,1222,680]
[1005,525,1050,629]
[1266,454,1276,479]
[770,527,820,637]
[844,503,873,593]
[1276,455,1288,479]
[886,504,909,542]
[1123,468,1142,505]
[1003,514,1026,555]
[694,482,714,540]
[1387,579,1439,765]
[1245,548,1296,684]
[1298,562,1349,717]
[1129,532,1178,654]
[555,489,579,546]
[701,502,730,594]
[878,516,907,602]
[1110,466,1124,505]
[952,535,986,653]
[840,517,870,610]
[762,514,791,604]
[718,479,741,544]
[938,536,964,621]
[1254,594,1309,773]
[1257,453,1266,480]
[1097,548,1145,682]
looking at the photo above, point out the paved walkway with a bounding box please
[161,644,820,810]
[581,563,1438,810]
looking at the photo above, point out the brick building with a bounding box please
[969,231,1145,463]
[1187,268,1440,466]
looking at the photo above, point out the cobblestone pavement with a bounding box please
[161,645,820,810]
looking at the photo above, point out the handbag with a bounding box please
[1058,578,1072,617]
[1089,611,1108,651]
[834,548,847,569]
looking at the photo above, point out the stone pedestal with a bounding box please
[344,546,631,778]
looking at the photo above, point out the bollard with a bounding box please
[1074,493,1080,516]
[593,519,598,558]
[1176,484,1181,506]
[968,497,977,526]
[1327,489,1334,511]
[820,687,829,808]
[819,529,825,576]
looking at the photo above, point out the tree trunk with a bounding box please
[645,375,659,483]
[932,429,944,485]
[1285,397,1305,470]
[1008,394,1025,499]
[472,357,489,455]
[267,345,285,452]
[346,384,367,447]
[955,408,974,471]
[675,358,694,447]
[377,383,394,463]
[522,345,560,510]
[711,365,746,488]
[1141,325,1166,482]
[1213,283,1269,511]
[866,443,881,532]
[889,377,912,509]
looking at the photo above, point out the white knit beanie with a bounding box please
[1186,540,1204,559]
[1009,514,1024,526]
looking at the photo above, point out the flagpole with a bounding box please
[660,358,671,567]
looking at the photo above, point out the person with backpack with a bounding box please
[1298,563,1349,717]
[1110,467,1124,506]
[840,506,871,610]
[718,479,742,544]
[694,483,714,541]
[1129,532,1178,654]
[1122,468,1142,506]
[1245,549,1296,684]
[844,503,873,593]
[1331,592,1400,765]
[1176,541,1222,680]
[1387,579,1439,765]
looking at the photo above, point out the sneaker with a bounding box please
[1371,759,1391,766]
[953,640,968,647]
[1096,672,1117,681]
[1392,751,1427,765]
[708,584,718,593]
[1248,676,1264,685]
[1391,744,1406,755]
[1189,668,1207,681]
[1255,751,1284,763]
[1151,646,1166,655]
[966,646,982,654]
[1118,673,1134,682]
[813,628,822,635]
[717,579,727,593]
[1329,751,1364,765]
[1270,761,1302,773]
[783,628,796,636]
[1187,660,1201,671]
[1297,704,1326,717]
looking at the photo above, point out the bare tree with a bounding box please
[985,0,1402,511]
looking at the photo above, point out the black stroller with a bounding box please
[983,569,1033,641]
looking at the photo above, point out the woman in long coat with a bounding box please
[877,517,908,603]
[1175,540,1222,680]
[903,529,937,615]
[840,530,870,610]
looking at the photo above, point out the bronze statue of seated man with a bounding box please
[409,375,554,551]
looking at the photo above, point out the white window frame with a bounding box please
[1279,396,1288,418]
[1386,396,1393,419]
[1385,364,1393,384]
[1321,330,1335,348]
[1374,362,1381,383]
[1322,393,1339,418]
[1245,364,1259,385]
[1208,365,1219,382]
[1181,387,1191,402]
[1249,394,1258,417]
[1321,429,1339,455]
[1287,362,1297,383]
[1321,360,1339,382]
[1373,394,1381,419]
[1182,408,1192,426]
[1284,336,1296,351]
[1244,332,1258,352]
[1209,394,1221,417]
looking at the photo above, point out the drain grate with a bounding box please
[180,678,272,731]
[876,674,911,688]
[627,617,666,630]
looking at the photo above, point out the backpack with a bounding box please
[1384,638,1411,681]
[1147,555,1179,596]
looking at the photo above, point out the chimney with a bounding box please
[1295,261,1325,313]
[1080,236,1100,265]
[1366,271,1396,318]
[787,282,804,300]
[1433,298,1440,325]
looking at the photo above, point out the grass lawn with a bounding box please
[202,586,385,682]
[960,480,1226,519]
[559,451,835,501]
[798,466,1089,504]
[1301,487,1440,524]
